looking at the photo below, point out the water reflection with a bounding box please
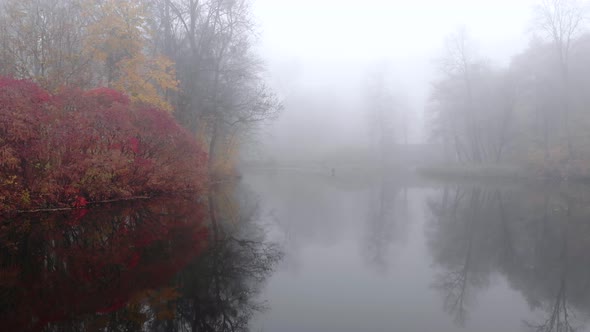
[364,179,409,273]
[427,185,590,331]
[8,173,590,331]
[178,184,283,332]
[0,185,281,332]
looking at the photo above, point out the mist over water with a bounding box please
[251,0,533,166]
[4,0,590,331]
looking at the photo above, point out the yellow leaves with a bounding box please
[210,132,241,177]
[113,55,178,112]
[20,189,30,207]
[3,175,17,186]
[85,0,145,62]
[84,0,178,112]
[1,0,179,110]
[147,56,179,94]
[0,146,19,171]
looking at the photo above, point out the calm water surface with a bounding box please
[2,171,590,331]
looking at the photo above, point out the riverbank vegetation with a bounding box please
[426,1,590,180]
[0,0,281,212]
[0,77,207,212]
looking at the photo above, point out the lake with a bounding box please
[2,170,590,331]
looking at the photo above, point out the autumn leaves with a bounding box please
[0,78,207,212]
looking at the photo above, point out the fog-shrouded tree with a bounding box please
[0,0,92,90]
[430,28,518,164]
[148,0,282,175]
[509,22,590,177]
[85,0,179,111]
[0,0,178,105]
[0,0,281,183]
[364,64,410,167]
[534,0,587,159]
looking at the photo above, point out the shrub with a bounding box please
[0,77,207,212]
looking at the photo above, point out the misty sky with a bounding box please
[255,0,532,62]
[251,0,536,156]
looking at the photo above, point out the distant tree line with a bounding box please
[428,0,590,178]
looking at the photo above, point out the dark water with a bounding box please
[3,171,590,331]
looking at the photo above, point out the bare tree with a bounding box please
[150,0,281,175]
[0,0,92,89]
[364,64,410,166]
[534,0,587,159]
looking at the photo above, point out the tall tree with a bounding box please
[364,66,399,165]
[534,0,587,159]
[85,0,178,111]
[0,0,92,90]
[150,0,281,175]
[430,28,518,164]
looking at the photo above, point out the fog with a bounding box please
[6,1,590,331]
[251,0,534,166]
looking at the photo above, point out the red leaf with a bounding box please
[73,196,88,208]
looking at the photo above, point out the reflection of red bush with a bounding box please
[0,198,209,332]
[0,77,208,212]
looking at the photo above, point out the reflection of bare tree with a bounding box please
[496,190,517,273]
[435,266,469,325]
[431,188,481,326]
[160,183,283,332]
[363,179,408,272]
[429,188,515,326]
[525,278,574,332]
[428,185,590,331]
[0,183,282,332]
[170,235,281,332]
[525,199,575,332]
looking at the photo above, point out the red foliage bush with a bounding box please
[0,77,207,212]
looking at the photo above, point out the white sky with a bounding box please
[252,0,536,149]
[255,0,534,62]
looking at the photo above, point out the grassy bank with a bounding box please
[417,164,530,182]
[418,162,590,185]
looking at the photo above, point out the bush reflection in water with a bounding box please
[0,187,281,332]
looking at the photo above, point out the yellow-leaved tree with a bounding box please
[85,0,178,111]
